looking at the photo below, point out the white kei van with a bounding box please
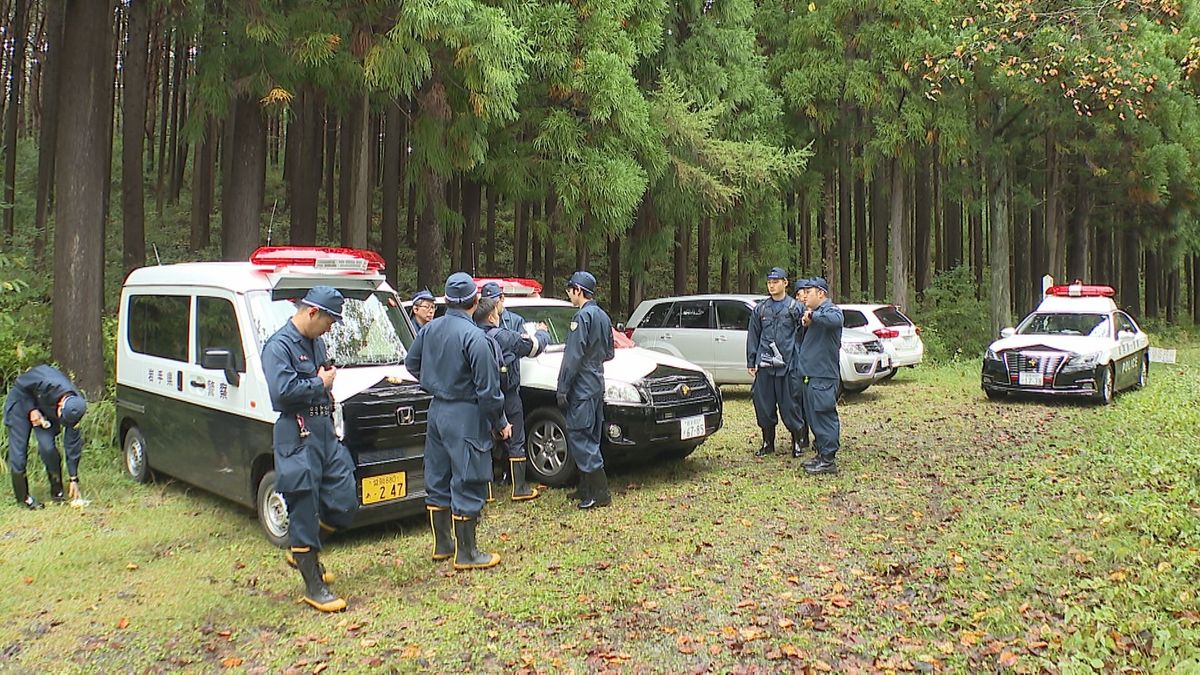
[115,246,429,546]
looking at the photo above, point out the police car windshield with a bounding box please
[505,306,586,345]
[1017,313,1110,338]
[248,290,414,366]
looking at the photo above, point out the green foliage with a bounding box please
[0,253,51,385]
[911,265,993,363]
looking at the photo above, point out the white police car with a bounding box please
[116,247,430,546]
[981,283,1150,404]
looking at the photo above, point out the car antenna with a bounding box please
[266,199,278,245]
[152,244,161,266]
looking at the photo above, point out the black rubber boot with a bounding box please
[578,469,611,510]
[47,471,65,503]
[510,458,539,501]
[291,548,346,612]
[286,549,334,583]
[568,473,587,501]
[791,429,810,458]
[429,506,454,561]
[452,516,500,570]
[804,457,838,475]
[11,472,43,510]
[754,428,775,457]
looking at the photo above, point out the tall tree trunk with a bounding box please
[697,215,711,294]
[344,92,370,248]
[943,179,963,271]
[32,0,65,262]
[608,235,621,316]
[988,151,1012,336]
[971,168,984,297]
[1093,223,1111,285]
[168,35,188,205]
[822,174,838,293]
[154,27,171,214]
[222,93,265,260]
[460,177,481,274]
[855,172,867,296]
[1029,199,1045,301]
[674,218,689,295]
[720,250,730,294]
[837,146,851,294]
[3,0,30,245]
[1119,226,1140,316]
[1191,253,1199,325]
[485,186,497,274]
[288,87,321,245]
[513,200,527,276]
[1166,266,1179,324]
[1065,170,1094,282]
[800,196,811,270]
[338,114,351,243]
[1044,132,1063,282]
[188,118,214,251]
[888,158,908,309]
[416,168,444,288]
[381,99,401,287]
[543,196,557,294]
[913,147,933,295]
[52,0,113,396]
[120,0,149,273]
[1145,248,1159,319]
[871,175,888,301]
[323,111,337,241]
[1013,203,1029,315]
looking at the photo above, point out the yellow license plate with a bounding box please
[361,472,407,505]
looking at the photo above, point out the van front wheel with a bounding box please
[123,426,150,483]
[256,470,290,548]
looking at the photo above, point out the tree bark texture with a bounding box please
[222,93,266,260]
[32,0,65,261]
[3,0,30,244]
[888,159,908,310]
[120,0,149,273]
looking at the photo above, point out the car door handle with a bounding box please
[189,377,206,389]
[715,335,727,342]
[662,333,672,339]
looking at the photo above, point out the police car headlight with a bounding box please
[841,341,869,355]
[985,347,998,361]
[1063,351,1102,371]
[604,381,643,404]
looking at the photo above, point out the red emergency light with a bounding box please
[250,246,386,272]
[1046,282,1115,298]
[474,277,543,297]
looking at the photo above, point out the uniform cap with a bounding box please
[300,286,345,322]
[766,267,788,280]
[794,278,811,292]
[808,277,830,294]
[566,271,597,295]
[480,282,504,299]
[411,289,434,304]
[445,272,479,303]
[60,394,87,427]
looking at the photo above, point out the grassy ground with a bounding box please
[2,345,1198,673]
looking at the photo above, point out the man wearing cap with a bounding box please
[406,273,511,570]
[796,277,844,474]
[262,286,357,612]
[746,267,807,458]
[557,270,616,509]
[411,289,437,329]
[4,364,88,509]
[475,282,552,501]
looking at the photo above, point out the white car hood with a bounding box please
[521,346,703,390]
[330,364,418,403]
[989,335,1110,354]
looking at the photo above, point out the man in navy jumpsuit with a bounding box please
[476,282,551,501]
[556,271,615,509]
[796,277,844,475]
[263,286,357,612]
[406,273,511,570]
[4,365,87,509]
[746,267,807,458]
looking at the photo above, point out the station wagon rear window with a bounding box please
[873,307,911,327]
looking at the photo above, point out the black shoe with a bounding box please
[568,473,587,501]
[11,472,43,510]
[791,432,809,458]
[804,459,838,475]
[291,548,346,612]
[453,516,500,570]
[428,506,455,561]
[47,471,65,503]
[578,469,611,510]
[510,458,539,501]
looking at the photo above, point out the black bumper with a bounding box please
[981,358,1100,397]
[602,388,724,454]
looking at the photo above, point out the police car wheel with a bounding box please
[524,407,576,487]
[256,470,290,548]
[1095,365,1116,405]
[879,367,898,381]
[123,426,151,483]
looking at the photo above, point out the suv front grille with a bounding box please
[643,367,718,422]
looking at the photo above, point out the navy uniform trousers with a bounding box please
[272,414,358,549]
[799,376,840,460]
[4,398,69,476]
[424,399,493,517]
[750,369,805,434]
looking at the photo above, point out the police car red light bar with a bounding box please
[250,246,385,272]
[1046,282,1115,298]
[475,277,543,296]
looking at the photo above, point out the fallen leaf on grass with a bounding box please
[400,644,421,658]
[998,651,1018,667]
[221,657,243,668]
[739,627,768,642]
[778,618,795,630]
[312,663,328,674]
[22,577,33,585]
[218,630,232,639]
[126,563,139,571]
[117,618,129,630]
[676,635,695,654]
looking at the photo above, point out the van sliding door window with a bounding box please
[128,295,190,361]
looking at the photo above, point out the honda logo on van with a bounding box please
[396,406,416,425]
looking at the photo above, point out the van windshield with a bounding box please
[248,290,415,366]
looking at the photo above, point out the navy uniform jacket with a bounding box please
[4,365,85,470]
[262,321,332,415]
[557,300,615,399]
[482,323,551,393]
[405,309,507,433]
[498,309,531,385]
[746,296,804,372]
[796,299,844,380]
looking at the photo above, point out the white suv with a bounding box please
[624,294,891,394]
[839,304,924,379]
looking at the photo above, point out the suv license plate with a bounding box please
[680,415,706,440]
[361,471,407,505]
[1018,372,1042,387]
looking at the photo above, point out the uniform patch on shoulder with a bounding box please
[569,321,578,331]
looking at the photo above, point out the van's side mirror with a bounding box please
[1000,327,1016,339]
[201,347,241,387]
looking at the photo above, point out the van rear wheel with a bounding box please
[256,470,290,548]
[123,426,150,483]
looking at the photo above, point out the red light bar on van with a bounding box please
[1046,282,1114,298]
[474,277,543,297]
[250,246,385,272]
